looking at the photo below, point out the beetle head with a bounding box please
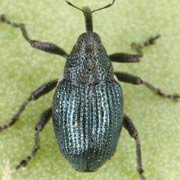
[64,32,114,84]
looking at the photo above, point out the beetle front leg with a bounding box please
[0,79,58,131]
[123,114,146,180]
[114,72,180,100]
[109,35,160,62]
[16,107,52,169]
[109,53,141,63]
[131,35,160,57]
[0,14,68,58]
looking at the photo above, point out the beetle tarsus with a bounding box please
[0,14,6,22]
[0,15,68,58]
[131,34,161,57]
[16,160,28,169]
[123,114,147,180]
[16,146,40,170]
[16,107,51,170]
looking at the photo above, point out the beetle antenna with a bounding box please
[65,0,116,32]
[92,0,116,13]
[65,0,92,32]
[65,0,115,13]
[65,0,83,12]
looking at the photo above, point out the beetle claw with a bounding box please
[0,14,6,22]
[16,160,27,170]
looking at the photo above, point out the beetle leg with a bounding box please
[114,72,180,100]
[0,79,58,132]
[109,53,141,63]
[131,34,160,57]
[16,107,52,169]
[109,35,160,62]
[0,14,68,58]
[123,114,146,180]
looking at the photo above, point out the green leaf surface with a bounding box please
[0,0,180,180]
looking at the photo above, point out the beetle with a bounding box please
[0,0,179,180]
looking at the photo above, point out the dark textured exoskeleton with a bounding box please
[0,0,180,180]
[53,32,123,171]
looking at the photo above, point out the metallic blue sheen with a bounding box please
[52,32,123,172]
[53,80,123,171]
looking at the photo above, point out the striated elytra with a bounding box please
[53,79,123,171]
[0,0,179,180]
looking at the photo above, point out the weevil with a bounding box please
[0,0,180,180]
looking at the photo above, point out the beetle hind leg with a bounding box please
[123,114,146,180]
[16,107,52,169]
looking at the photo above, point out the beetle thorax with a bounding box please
[64,32,114,84]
